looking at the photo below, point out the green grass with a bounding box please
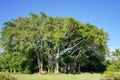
[10,73,103,80]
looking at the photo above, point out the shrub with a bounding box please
[23,66,31,74]
[103,71,115,75]
[106,64,118,72]
[101,71,120,80]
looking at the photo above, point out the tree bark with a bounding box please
[35,49,42,73]
[55,48,59,73]
[48,49,52,73]
[78,63,81,73]
[40,55,43,71]
[76,62,80,73]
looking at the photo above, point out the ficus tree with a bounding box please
[0,12,109,73]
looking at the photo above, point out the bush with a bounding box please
[106,64,118,72]
[0,73,16,80]
[23,66,31,74]
[103,71,115,75]
[101,71,120,80]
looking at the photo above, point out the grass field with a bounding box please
[10,73,103,80]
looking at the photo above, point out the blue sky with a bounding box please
[0,0,120,51]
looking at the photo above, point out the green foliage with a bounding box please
[23,66,31,74]
[106,49,120,72]
[106,64,119,72]
[103,71,115,76]
[113,49,120,57]
[0,12,109,74]
[101,71,120,80]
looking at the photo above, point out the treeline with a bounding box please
[0,12,109,74]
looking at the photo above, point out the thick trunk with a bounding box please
[55,48,59,73]
[48,49,50,73]
[40,55,43,71]
[40,39,43,72]
[33,39,43,73]
[48,49,52,73]
[35,50,42,73]
[48,55,51,73]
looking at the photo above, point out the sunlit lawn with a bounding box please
[11,73,103,80]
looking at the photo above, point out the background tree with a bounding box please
[106,49,120,72]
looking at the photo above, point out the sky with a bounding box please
[0,0,120,51]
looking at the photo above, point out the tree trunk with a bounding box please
[72,63,76,74]
[48,49,52,73]
[35,50,42,73]
[76,62,80,73]
[55,48,59,73]
[66,63,70,74]
[40,39,43,72]
[78,63,81,73]
[40,55,43,71]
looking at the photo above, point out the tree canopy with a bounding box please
[0,12,109,74]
